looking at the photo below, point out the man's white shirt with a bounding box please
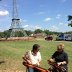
[25,50,41,65]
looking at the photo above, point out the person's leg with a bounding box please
[34,68,40,72]
[27,67,34,72]
[51,67,58,72]
[52,69,58,72]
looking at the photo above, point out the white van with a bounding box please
[64,34,72,41]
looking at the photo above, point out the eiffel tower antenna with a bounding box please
[9,0,27,37]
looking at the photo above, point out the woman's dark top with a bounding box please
[52,51,68,70]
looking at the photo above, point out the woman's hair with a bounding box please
[57,43,64,49]
[32,44,40,51]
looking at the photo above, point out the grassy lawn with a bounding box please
[0,40,72,72]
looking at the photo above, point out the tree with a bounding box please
[68,15,72,27]
[25,30,33,36]
[0,32,4,38]
[14,31,24,37]
[3,30,11,39]
[34,29,43,34]
[44,30,58,35]
[44,30,49,35]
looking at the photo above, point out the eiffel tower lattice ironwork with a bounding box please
[9,0,27,37]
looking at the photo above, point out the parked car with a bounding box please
[45,35,53,41]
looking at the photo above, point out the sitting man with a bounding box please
[48,43,68,72]
[23,44,41,72]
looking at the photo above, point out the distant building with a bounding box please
[33,33,46,38]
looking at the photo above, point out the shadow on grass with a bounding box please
[0,61,5,64]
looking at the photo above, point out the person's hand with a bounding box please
[48,59,55,65]
[57,62,62,66]
[33,63,39,66]
[48,59,55,63]
[27,60,32,64]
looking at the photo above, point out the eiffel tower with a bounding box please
[9,0,27,37]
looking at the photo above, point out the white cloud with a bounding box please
[50,26,58,31]
[62,0,67,2]
[23,25,29,28]
[34,11,45,15]
[0,28,3,32]
[44,17,51,22]
[59,23,68,26]
[23,20,27,22]
[59,22,63,25]
[0,29,1,31]
[56,14,61,19]
[0,10,9,16]
[20,19,28,23]
[23,25,42,30]
[40,5,44,7]
[34,26,42,29]
[59,22,68,26]
[38,12,45,15]
[59,0,67,3]
[65,23,68,26]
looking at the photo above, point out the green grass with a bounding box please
[0,40,72,72]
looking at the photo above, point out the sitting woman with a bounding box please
[23,44,41,72]
[48,43,68,72]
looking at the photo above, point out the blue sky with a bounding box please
[0,0,72,32]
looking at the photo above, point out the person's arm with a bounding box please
[48,52,56,63]
[57,61,67,66]
[23,51,32,64]
[48,58,55,63]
